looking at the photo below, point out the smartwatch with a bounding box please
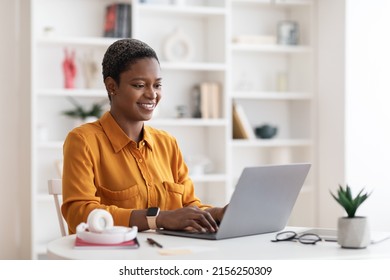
[146,207,160,230]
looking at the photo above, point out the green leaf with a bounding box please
[61,97,107,119]
[345,185,352,201]
[330,184,371,218]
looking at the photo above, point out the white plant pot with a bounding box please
[337,216,370,249]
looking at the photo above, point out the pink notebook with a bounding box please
[74,237,139,249]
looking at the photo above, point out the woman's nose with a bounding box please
[144,87,157,99]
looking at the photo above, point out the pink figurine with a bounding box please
[63,48,77,89]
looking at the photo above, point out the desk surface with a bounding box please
[47,227,390,260]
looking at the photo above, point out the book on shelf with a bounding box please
[232,102,256,140]
[74,236,139,250]
[199,82,221,119]
[103,3,132,38]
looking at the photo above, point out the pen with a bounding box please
[147,238,163,248]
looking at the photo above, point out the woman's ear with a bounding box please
[104,77,117,94]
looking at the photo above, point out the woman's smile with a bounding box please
[137,102,156,111]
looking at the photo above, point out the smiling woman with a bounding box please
[61,38,226,236]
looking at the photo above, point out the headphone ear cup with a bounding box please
[76,222,88,233]
[87,209,114,233]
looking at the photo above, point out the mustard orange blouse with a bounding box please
[61,112,209,234]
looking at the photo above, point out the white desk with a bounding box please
[47,227,390,260]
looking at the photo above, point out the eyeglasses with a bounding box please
[271,231,322,245]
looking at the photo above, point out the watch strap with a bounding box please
[147,216,158,230]
[146,207,160,230]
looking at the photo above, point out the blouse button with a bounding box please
[138,158,143,163]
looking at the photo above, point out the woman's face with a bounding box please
[110,57,162,122]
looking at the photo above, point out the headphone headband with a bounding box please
[76,209,138,244]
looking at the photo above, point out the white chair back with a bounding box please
[48,179,67,236]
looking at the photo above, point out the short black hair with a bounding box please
[102,38,159,85]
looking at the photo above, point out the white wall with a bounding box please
[0,0,22,259]
[317,0,346,228]
[318,0,390,231]
[345,0,390,231]
[0,0,32,259]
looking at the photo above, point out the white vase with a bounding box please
[337,216,370,249]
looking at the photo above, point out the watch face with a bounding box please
[147,207,160,217]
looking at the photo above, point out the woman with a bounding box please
[61,38,225,234]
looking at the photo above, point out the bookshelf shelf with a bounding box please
[232,91,313,100]
[138,4,226,16]
[148,118,226,127]
[274,0,314,6]
[231,44,312,53]
[160,62,226,71]
[231,0,313,6]
[36,89,107,98]
[37,36,117,47]
[231,139,312,147]
[231,0,272,4]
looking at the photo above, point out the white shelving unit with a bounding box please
[228,0,316,226]
[30,0,316,259]
[30,0,229,259]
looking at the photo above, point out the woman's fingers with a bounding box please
[167,207,219,232]
[192,210,218,232]
[187,207,219,232]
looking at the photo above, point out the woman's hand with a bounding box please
[157,206,219,233]
[206,204,228,225]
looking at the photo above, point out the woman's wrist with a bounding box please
[156,210,170,229]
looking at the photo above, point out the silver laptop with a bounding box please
[157,163,311,240]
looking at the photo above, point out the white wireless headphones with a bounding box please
[76,209,138,244]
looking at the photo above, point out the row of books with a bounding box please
[192,82,221,119]
[192,83,256,140]
[104,3,132,38]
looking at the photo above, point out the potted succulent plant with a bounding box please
[330,184,371,248]
[62,97,107,127]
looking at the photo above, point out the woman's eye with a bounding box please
[155,84,162,89]
[133,84,144,89]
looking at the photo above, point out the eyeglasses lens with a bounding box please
[299,233,321,244]
[276,231,296,241]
